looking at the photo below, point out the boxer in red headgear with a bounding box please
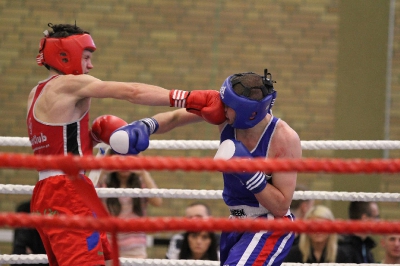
[27,23,225,266]
[36,28,96,75]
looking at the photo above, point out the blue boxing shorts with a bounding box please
[220,214,294,266]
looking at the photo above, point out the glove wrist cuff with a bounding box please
[245,171,267,194]
[140,118,159,135]
[169,90,190,108]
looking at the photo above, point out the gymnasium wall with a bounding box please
[0,0,399,259]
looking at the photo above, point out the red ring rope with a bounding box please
[0,153,399,174]
[0,213,398,234]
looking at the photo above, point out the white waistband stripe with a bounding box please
[39,170,84,181]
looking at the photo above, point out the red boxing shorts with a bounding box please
[31,174,112,266]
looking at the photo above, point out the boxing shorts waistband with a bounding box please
[229,205,290,219]
[39,170,84,181]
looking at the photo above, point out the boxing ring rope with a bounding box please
[1,138,400,265]
[0,255,395,266]
[2,136,400,150]
[2,213,399,235]
[0,213,399,265]
[0,185,398,202]
[2,153,400,174]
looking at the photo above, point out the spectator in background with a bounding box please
[166,202,219,259]
[339,201,380,263]
[102,157,162,258]
[290,184,315,245]
[284,205,351,263]
[178,231,219,261]
[380,234,400,264]
[11,200,48,266]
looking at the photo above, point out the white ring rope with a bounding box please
[0,185,398,202]
[2,137,400,150]
[0,255,392,266]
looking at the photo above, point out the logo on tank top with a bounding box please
[30,132,48,145]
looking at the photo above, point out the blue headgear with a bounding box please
[219,69,277,129]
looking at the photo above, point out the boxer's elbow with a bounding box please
[256,193,291,217]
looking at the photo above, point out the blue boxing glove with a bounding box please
[214,139,267,194]
[109,118,159,155]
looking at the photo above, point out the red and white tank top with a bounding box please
[26,75,93,156]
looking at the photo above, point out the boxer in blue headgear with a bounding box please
[219,69,277,129]
[121,68,302,266]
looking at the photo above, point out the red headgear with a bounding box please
[36,34,96,75]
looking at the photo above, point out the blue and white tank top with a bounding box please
[220,116,280,208]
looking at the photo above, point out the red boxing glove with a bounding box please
[91,115,127,145]
[169,90,226,125]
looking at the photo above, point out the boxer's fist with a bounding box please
[109,118,159,155]
[214,139,267,194]
[169,90,226,125]
[91,115,127,145]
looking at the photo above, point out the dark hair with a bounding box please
[106,172,144,217]
[348,201,374,220]
[46,23,90,38]
[187,202,212,216]
[178,231,219,261]
[231,70,274,101]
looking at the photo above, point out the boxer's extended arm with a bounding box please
[59,74,171,106]
[59,75,228,116]
[109,110,203,155]
[152,109,203,134]
[169,90,226,125]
